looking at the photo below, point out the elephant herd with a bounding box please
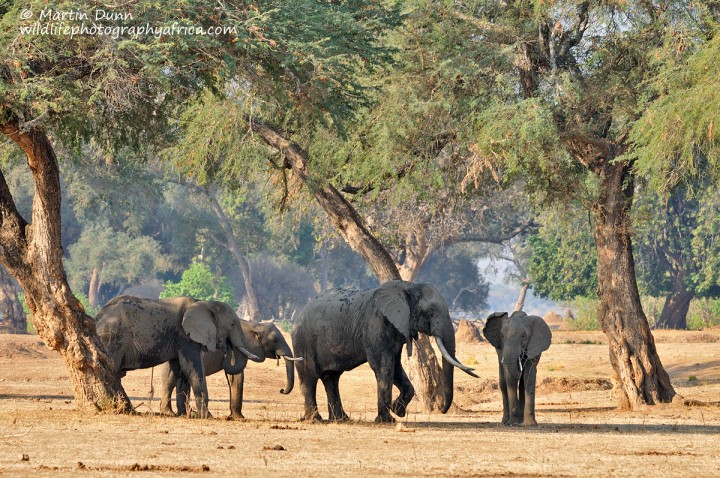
[94,280,552,426]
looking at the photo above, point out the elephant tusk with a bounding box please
[282,356,304,362]
[238,345,261,361]
[435,337,480,378]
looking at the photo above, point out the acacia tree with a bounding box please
[450,1,719,408]
[0,0,276,409]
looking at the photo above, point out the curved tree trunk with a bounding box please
[203,189,261,321]
[0,265,27,332]
[593,159,676,409]
[514,282,529,312]
[88,266,102,308]
[0,122,127,411]
[657,283,692,330]
[247,118,446,412]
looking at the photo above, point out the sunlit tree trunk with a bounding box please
[88,266,102,308]
[592,159,675,409]
[0,122,127,411]
[514,281,529,312]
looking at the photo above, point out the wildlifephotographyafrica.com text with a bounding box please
[18,8,238,39]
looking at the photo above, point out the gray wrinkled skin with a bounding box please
[483,311,552,426]
[159,321,297,419]
[95,296,251,418]
[292,280,464,423]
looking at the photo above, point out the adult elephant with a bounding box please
[95,296,259,417]
[159,320,302,419]
[483,311,552,426]
[292,280,478,423]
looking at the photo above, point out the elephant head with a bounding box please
[241,320,302,395]
[373,280,478,413]
[483,311,552,379]
[182,300,261,375]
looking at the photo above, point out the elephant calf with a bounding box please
[159,320,302,419]
[483,311,552,426]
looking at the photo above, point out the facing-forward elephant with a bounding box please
[292,280,478,423]
[483,310,552,426]
[159,320,302,419]
[95,296,259,417]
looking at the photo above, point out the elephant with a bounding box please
[95,296,259,417]
[158,320,302,419]
[483,310,552,426]
[292,280,478,423]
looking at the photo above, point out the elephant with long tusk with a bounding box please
[292,280,479,423]
[159,320,302,419]
[95,296,261,418]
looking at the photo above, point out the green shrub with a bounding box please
[161,262,237,308]
[687,298,720,330]
[565,296,601,330]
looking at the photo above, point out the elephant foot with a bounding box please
[391,400,408,418]
[189,410,214,419]
[328,413,350,423]
[301,411,323,422]
[374,414,396,424]
[226,413,245,421]
[521,418,538,427]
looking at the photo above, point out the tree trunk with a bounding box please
[203,189,261,321]
[88,266,102,308]
[247,118,445,412]
[318,242,330,291]
[657,282,692,330]
[397,228,429,283]
[0,122,127,411]
[0,265,27,332]
[514,282,529,312]
[593,159,675,409]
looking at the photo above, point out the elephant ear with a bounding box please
[483,312,508,350]
[528,315,552,357]
[182,301,218,352]
[373,281,412,341]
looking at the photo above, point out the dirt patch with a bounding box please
[455,319,484,344]
[1,332,720,477]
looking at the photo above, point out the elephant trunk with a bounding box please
[502,346,522,380]
[437,325,456,414]
[280,356,295,395]
[224,327,250,375]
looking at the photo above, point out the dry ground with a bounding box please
[1,329,719,477]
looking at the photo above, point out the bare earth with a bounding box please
[1,329,719,477]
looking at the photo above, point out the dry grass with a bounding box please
[1,330,719,477]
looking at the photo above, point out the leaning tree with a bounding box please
[0,0,315,409]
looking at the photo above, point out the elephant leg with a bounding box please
[503,366,521,426]
[522,361,539,426]
[178,349,211,419]
[390,358,414,418]
[297,365,322,421]
[497,356,510,425]
[159,363,177,416]
[517,372,526,424]
[321,371,349,422]
[226,372,245,420]
[368,353,395,423]
[169,360,190,417]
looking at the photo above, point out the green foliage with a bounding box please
[526,213,598,302]
[16,292,34,334]
[631,29,720,191]
[161,262,236,308]
[74,291,97,317]
[687,298,720,330]
[565,297,601,331]
[65,221,171,296]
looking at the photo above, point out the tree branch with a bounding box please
[440,218,539,248]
